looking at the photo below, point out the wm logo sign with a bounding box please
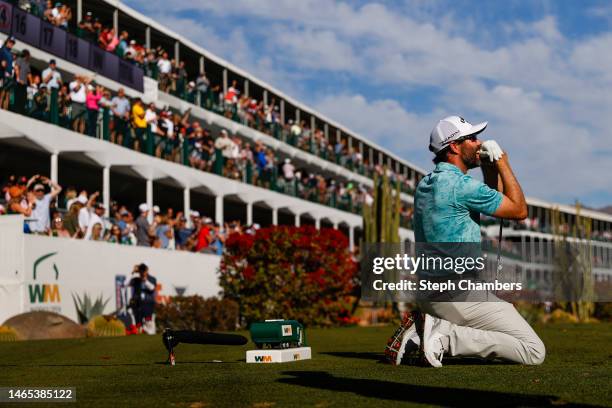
[28,284,61,303]
[29,252,61,304]
[253,355,272,363]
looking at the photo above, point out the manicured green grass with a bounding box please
[1,324,610,407]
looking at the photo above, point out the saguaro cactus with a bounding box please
[551,202,594,322]
[363,168,401,244]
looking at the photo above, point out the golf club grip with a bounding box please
[175,330,248,345]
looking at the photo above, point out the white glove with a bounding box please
[480,140,504,162]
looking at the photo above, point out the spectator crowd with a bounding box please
[6,1,418,193]
[1,173,256,254]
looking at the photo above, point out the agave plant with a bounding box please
[72,292,110,324]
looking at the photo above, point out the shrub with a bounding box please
[155,296,240,332]
[219,226,359,327]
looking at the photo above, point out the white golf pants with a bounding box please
[418,299,546,365]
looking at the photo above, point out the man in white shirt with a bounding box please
[28,176,62,234]
[69,75,88,133]
[157,52,172,91]
[41,59,62,90]
[84,203,106,240]
[215,130,235,159]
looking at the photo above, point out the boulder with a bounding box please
[2,311,86,340]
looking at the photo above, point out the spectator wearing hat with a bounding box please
[28,175,62,234]
[77,191,97,236]
[6,184,34,227]
[185,81,197,104]
[126,40,138,60]
[111,88,130,145]
[84,202,106,240]
[135,203,155,246]
[77,11,95,41]
[41,59,62,91]
[127,263,157,334]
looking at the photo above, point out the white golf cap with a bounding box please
[429,115,487,153]
[152,205,160,213]
[77,195,88,204]
[138,203,149,212]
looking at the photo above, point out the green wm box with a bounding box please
[247,319,311,363]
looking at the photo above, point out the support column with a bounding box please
[145,27,151,49]
[295,109,300,123]
[174,41,180,62]
[76,0,82,22]
[50,152,58,184]
[183,187,191,227]
[199,56,205,74]
[315,218,320,230]
[263,90,268,107]
[102,166,110,218]
[215,195,224,225]
[333,221,338,229]
[146,179,153,223]
[272,207,278,226]
[223,69,228,94]
[246,201,253,226]
[295,213,300,227]
[244,79,249,98]
[113,9,118,33]
[280,100,285,124]
[349,226,355,252]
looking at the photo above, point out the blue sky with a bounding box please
[125,0,612,208]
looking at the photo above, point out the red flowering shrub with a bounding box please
[219,226,359,327]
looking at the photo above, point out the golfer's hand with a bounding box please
[481,140,504,162]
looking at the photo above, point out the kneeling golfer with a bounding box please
[385,115,545,367]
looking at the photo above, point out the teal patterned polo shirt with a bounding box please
[413,162,502,243]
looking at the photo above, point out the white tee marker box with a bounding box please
[246,347,312,363]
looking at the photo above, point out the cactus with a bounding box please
[551,203,594,322]
[72,292,110,324]
[363,167,401,244]
[87,315,126,337]
[0,325,19,341]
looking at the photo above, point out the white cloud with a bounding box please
[123,0,612,206]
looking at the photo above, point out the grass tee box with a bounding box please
[0,324,610,407]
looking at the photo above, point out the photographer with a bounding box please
[127,263,157,335]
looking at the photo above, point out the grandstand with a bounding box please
[0,0,610,324]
